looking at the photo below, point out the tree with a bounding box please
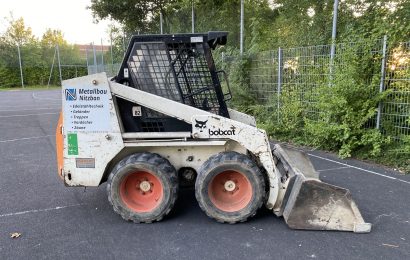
[0,16,87,87]
[89,0,177,33]
[0,16,36,87]
[0,16,36,46]
[339,0,410,43]
[41,29,68,47]
[89,0,277,49]
[106,23,129,64]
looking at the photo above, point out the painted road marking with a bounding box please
[0,135,55,143]
[0,107,60,112]
[0,103,61,109]
[317,166,350,172]
[308,153,410,185]
[32,92,60,101]
[0,204,85,218]
[0,112,59,118]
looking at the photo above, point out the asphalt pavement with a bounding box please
[0,89,409,259]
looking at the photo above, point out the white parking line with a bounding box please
[308,153,410,185]
[0,204,85,218]
[0,107,60,112]
[0,112,59,118]
[317,166,350,172]
[0,103,61,109]
[0,135,55,143]
[32,92,60,101]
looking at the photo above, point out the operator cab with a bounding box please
[114,32,231,133]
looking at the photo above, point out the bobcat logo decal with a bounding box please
[194,119,208,132]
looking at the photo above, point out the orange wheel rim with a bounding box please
[119,171,163,213]
[208,170,252,212]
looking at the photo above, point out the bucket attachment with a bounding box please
[272,144,371,233]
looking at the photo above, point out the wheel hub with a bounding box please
[139,180,151,192]
[224,180,236,192]
[120,170,164,213]
[208,170,253,212]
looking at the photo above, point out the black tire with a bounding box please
[195,151,266,223]
[107,152,178,223]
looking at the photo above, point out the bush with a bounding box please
[0,42,86,87]
[214,48,257,112]
[304,45,390,158]
[220,43,409,173]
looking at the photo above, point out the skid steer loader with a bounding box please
[56,32,371,232]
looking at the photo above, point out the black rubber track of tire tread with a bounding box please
[107,152,178,223]
[195,151,266,224]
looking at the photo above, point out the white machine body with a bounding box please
[56,73,371,233]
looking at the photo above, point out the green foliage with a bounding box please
[214,47,257,111]
[257,90,305,143]
[89,0,410,51]
[304,44,388,158]
[273,0,334,46]
[367,136,410,174]
[90,0,277,49]
[0,17,87,87]
[0,85,61,91]
[41,29,68,48]
[90,0,176,33]
[1,16,36,45]
[226,41,409,172]
[106,24,130,64]
[339,0,410,44]
[0,1,408,171]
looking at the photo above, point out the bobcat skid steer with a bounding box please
[56,32,371,232]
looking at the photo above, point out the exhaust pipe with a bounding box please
[272,144,371,233]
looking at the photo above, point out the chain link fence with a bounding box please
[85,36,410,143]
[382,41,410,139]
[1,34,408,143]
[0,42,124,88]
[84,43,123,77]
[0,44,89,88]
[223,37,409,142]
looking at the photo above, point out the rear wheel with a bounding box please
[107,152,178,223]
[195,152,266,223]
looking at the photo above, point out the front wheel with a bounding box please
[107,152,178,223]
[195,152,266,223]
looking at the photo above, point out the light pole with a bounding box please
[192,1,195,33]
[330,0,339,63]
[17,44,24,88]
[240,0,244,55]
[160,12,163,34]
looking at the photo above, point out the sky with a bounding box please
[0,0,113,45]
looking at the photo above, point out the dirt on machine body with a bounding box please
[56,32,371,232]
